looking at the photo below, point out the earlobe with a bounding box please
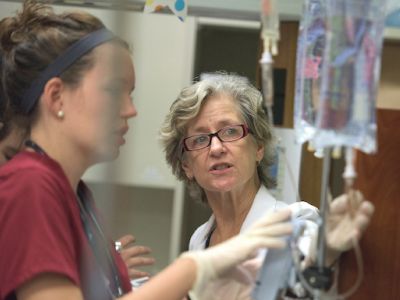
[256,144,265,163]
[42,77,65,117]
[181,159,194,180]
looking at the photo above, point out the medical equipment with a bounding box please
[310,3,388,295]
[259,0,389,298]
[253,219,306,300]
[260,0,280,126]
[314,0,387,154]
[294,0,327,147]
[295,0,387,154]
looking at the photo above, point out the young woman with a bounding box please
[0,15,154,285]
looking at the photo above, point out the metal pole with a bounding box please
[314,147,332,299]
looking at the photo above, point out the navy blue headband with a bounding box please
[21,28,115,114]
[0,52,5,116]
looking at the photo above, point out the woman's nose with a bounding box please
[209,135,225,154]
[121,99,137,119]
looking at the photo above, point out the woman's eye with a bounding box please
[105,84,125,97]
[225,128,238,135]
[108,88,123,96]
[193,135,208,145]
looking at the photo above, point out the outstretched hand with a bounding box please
[326,190,374,253]
[116,234,155,279]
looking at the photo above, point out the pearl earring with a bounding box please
[57,110,65,119]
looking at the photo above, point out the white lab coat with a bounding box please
[188,185,319,300]
[189,185,319,254]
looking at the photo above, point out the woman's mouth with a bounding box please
[209,163,233,172]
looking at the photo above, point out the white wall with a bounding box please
[188,0,303,19]
[83,11,196,188]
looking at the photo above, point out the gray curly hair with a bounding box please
[160,73,276,203]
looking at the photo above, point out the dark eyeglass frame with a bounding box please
[182,124,251,152]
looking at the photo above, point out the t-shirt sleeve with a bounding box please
[0,168,80,298]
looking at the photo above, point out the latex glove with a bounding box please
[326,190,374,252]
[304,191,375,267]
[327,191,374,252]
[193,257,264,300]
[181,209,292,300]
[116,234,155,279]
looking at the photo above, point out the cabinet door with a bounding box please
[338,42,400,300]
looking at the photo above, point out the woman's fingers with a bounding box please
[120,245,152,260]
[117,234,136,247]
[116,234,156,280]
[126,255,156,268]
[252,208,292,228]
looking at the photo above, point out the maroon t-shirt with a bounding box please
[0,151,131,300]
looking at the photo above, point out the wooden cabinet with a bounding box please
[338,41,400,300]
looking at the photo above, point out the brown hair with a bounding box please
[0,0,106,121]
[0,51,11,140]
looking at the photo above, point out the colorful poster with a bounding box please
[144,0,188,21]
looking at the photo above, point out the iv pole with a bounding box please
[314,147,333,299]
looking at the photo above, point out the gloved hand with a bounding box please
[305,190,375,267]
[326,190,374,252]
[181,209,292,300]
[189,257,264,300]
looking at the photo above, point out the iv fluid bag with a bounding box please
[294,0,327,145]
[314,0,387,153]
[260,0,280,124]
[261,0,280,55]
[260,52,274,125]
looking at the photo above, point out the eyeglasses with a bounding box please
[182,124,251,152]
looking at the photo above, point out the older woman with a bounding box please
[161,74,374,298]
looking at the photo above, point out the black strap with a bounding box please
[77,187,124,297]
[25,140,47,156]
[205,227,215,249]
[21,28,115,113]
[0,50,4,113]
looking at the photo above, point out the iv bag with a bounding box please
[294,0,327,145]
[261,0,280,55]
[260,0,280,124]
[314,0,387,153]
